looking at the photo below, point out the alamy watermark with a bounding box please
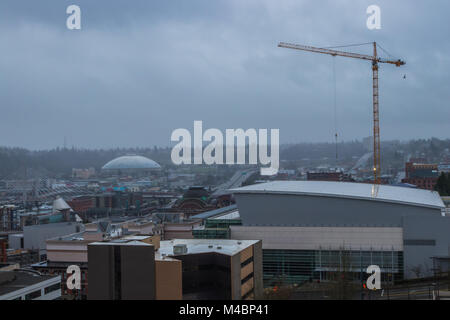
[367,5,381,30]
[366,265,381,290]
[66,4,379,31]
[64,263,381,292]
[171,121,279,175]
[66,265,81,290]
[66,5,81,30]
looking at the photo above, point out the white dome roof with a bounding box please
[102,155,161,170]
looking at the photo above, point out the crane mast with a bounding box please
[371,43,380,183]
[278,41,405,184]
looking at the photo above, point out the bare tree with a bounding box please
[410,264,423,278]
[328,249,359,300]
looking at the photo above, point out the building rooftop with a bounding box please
[88,240,151,247]
[212,209,240,220]
[157,239,258,257]
[231,181,445,210]
[47,232,86,242]
[121,235,153,241]
[0,270,60,297]
[190,204,238,220]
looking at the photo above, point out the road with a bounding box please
[374,285,450,300]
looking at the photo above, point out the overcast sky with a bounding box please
[0,0,449,149]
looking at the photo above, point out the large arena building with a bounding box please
[101,155,161,175]
[229,181,448,286]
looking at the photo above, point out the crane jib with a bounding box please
[278,42,405,66]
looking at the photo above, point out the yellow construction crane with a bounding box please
[278,42,405,184]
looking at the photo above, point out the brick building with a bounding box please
[402,161,439,190]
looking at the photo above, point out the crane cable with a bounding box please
[324,42,373,50]
[377,43,397,60]
[332,56,338,167]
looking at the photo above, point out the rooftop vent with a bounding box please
[208,245,213,248]
[217,246,222,250]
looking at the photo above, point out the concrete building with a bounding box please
[7,233,24,250]
[86,238,262,300]
[230,181,447,286]
[72,168,96,179]
[23,222,83,259]
[162,220,202,240]
[0,233,39,266]
[88,241,156,300]
[156,239,263,300]
[32,227,160,299]
[124,218,159,235]
[0,205,19,231]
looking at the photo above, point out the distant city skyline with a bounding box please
[1,0,449,150]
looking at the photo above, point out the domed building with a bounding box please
[101,155,161,175]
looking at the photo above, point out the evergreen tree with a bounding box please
[434,172,450,196]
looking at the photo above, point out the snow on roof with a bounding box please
[231,181,445,210]
[158,239,258,257]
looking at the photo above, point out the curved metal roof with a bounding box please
[231,180,445,210]
[101,155,161,170]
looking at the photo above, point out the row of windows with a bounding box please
[263,250,402,268]
[44,283,61,295]
[403,239,436,246]
[262,249,404,287]
[25,290,42,300]
[315,250,402,270]
[13,282,61,300]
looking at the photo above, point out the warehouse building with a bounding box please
[230,181,447,286]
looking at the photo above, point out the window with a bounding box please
[404,239,436,246]
[44,283,61,294]
[241,256,253,268]
[241,272,254,285]
[25,289,41,300]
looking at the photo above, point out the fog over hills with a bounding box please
[1,138,448,179]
